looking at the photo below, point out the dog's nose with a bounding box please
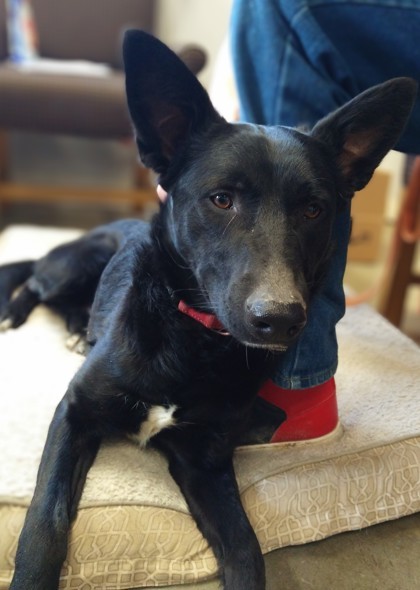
[245,299,307,344]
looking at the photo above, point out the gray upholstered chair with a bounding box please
[0,0,206,213]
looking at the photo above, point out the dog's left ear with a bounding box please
[311,78,417,197]
[123,30,223,175]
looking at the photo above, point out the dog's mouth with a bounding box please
[242,341,290,353]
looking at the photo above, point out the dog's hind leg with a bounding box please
[156,436,265,590]
[10,396,101,590]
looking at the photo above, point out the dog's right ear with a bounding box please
[123,30,223,175]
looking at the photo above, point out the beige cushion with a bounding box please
[1,225,420,589]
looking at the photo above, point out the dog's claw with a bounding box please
[0,317,13,332]
[65,333,87,355]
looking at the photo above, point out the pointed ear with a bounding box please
[311,78,418,197]
[123,30,223,174]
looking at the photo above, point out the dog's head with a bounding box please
[124,31,417,351]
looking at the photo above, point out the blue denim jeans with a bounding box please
[230,0,420,388]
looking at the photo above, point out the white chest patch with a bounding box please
[132,405,177,448]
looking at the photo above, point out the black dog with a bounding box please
[1,31,416,590]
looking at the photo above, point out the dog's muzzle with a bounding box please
[245,298,307,348]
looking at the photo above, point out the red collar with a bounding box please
[178,299,230,336]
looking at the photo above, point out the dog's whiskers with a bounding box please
[265,349,274,362]
[221,213,237,237]
[171,288,211,310]
[245,345,250,371]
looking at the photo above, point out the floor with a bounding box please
[1,134,419,590]
[161,514,420,590]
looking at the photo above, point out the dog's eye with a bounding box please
[304,203,322,220]
[211,193,234,210]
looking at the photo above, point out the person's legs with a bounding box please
[231,0,420,149]
[230,0,420,440]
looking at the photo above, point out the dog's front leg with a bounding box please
[157,438,265,590]
[10,396,101,590]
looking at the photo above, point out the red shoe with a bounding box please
[258,377,339,443]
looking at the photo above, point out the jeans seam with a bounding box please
[273,363,338,389]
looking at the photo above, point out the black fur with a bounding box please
[1,31,416,590]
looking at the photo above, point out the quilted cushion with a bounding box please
[1,225,419,589]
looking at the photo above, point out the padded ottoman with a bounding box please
[1,225,420,590]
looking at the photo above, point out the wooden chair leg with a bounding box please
[380,156,420,327]
[381,240,417,326]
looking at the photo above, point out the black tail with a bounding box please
[0,260,34,317]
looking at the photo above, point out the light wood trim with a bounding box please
[0,181,157,209]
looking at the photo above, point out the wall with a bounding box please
[156,0,233,88]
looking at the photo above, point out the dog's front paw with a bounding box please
[66,333,88,355]
[0,303,30,331]
[0,316,13,332]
